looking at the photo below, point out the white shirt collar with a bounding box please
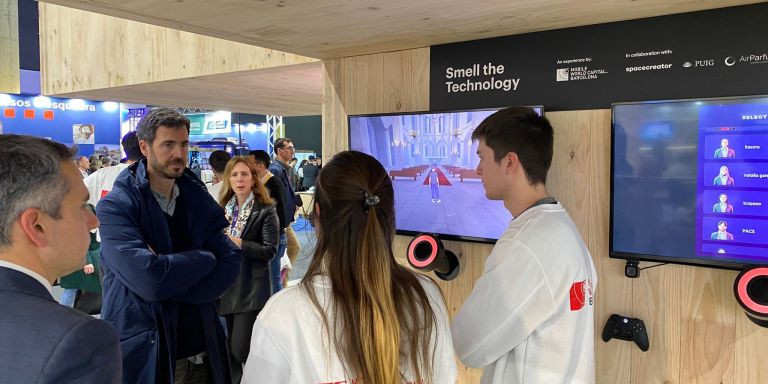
[0,260,53,295]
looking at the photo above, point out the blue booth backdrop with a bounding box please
[1,94,121,158]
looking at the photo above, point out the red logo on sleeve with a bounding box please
[569,279,594,311]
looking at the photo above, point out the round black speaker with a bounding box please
[406,233,460,281]
[734,267,768,327]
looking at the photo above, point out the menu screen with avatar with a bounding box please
[611,96,768,269]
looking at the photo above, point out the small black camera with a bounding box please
[625,260,639,278]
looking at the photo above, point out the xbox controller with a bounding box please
[601,314,649,352]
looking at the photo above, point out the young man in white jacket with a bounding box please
[452,107,597,384]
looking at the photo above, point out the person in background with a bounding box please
[296,159,308,192]
[301,156,320,191]
[207,150,232,199]
[217,157,279,383]
[289,157,298,191]
[97,108,241,384]
[101,157,112,168]
[242,150,456,384]
[89,160,101,175]
[452,107,597,384]
[83,131,141,207]
[76,155,90,178]
[268,139,303,288]
[315,156,322,170]
[0,134,121,383]
[56,204,103,314]
[249,150,289,295]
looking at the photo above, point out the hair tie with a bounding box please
[363,191,380,212]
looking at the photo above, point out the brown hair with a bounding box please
[471,106,553,185]
[301,150,440,384]
[218,156,274,207]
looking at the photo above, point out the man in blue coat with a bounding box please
[0,134,121,383]
[97,108,241,384]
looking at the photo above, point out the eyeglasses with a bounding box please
[280,146,296,151]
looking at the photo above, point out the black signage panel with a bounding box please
[430,3,768,111]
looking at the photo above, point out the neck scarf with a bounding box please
[225,192,255,237]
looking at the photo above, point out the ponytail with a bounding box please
[301,151,439,384]
[356,207,401,384]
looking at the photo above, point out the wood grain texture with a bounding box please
[547,110,634,383]
[39,3,317,96]
[39,0,762,59]
[0,0,20,94]
[323,49,768,384]
[52,63,323,116]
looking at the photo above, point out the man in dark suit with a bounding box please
[0,134,121,384]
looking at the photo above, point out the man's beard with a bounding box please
[150,156,186,179]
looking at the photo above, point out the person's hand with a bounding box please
[228,235,242,248]
[84,264,95,274]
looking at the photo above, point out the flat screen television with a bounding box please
[611,95,768,270]
[349,107,542,243]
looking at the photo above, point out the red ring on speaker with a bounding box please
[736,267,768,315]
[408,235,438,268]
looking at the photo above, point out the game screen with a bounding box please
[349,107,542,243]
[611,96,768,269]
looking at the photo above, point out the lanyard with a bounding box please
[229,203,240,233]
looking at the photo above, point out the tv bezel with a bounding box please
[347,106,544,244]
[609,94,768,271]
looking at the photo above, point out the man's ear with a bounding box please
[139,140,150,157]
[504,152,519,175]
[17,208,49,248]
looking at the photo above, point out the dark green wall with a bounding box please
[284,115,322,157]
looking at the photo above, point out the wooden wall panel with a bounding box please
[39,0,763,59]
[38,2,317,95]
[322,48,768,384]
[547,110,634,383]
[0,0,20,94]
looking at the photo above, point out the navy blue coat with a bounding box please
[269,161,299,223]
[0,267,121,383]
[96,159,241,384]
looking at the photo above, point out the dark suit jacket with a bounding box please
[219,202,280,315]
[0,267,121,383]
[264,175,289,230]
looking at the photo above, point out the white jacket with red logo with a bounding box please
[452,203,597,384]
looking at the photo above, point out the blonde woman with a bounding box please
[217,157,279,382]
[242,151,457,384]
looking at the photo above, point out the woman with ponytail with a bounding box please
[242,151,457,384]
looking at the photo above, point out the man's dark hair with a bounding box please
[101,157,112,166]
[209,150,232,174]
[121,131,142,161]
[249,150,271,167]
[136,108,190,144]
[471,107,553,185]
[274,137,293,150]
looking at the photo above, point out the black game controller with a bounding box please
[601,314,649,352]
